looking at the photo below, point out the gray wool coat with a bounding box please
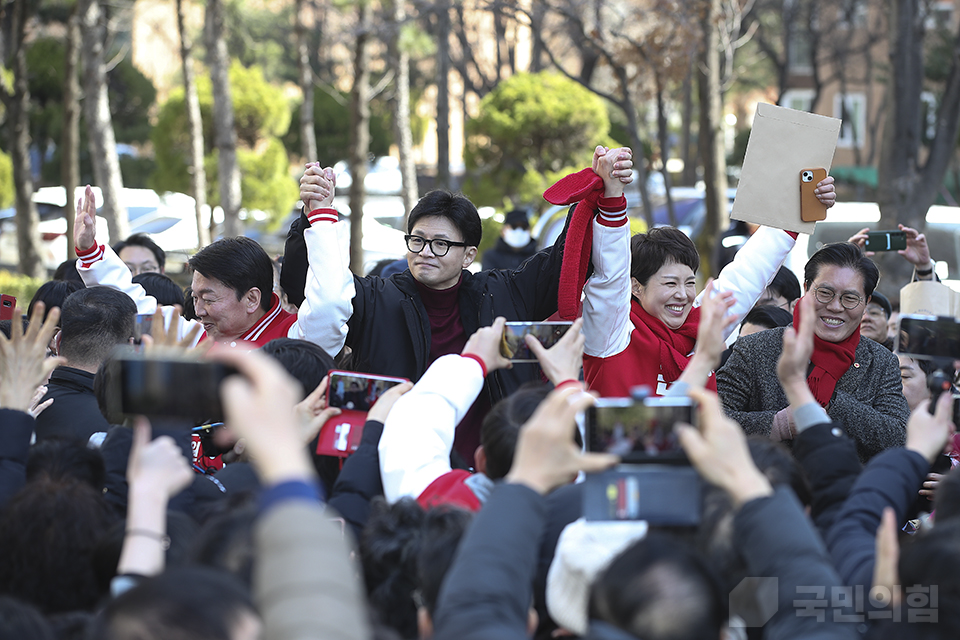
[716,326,909,461]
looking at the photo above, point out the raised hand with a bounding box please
[594,146,634,198]
[814,176,837,208]
[777,293,816,408]
[524,317,584,386]
[505,385,618,494]
[897,224,932,270]
[74,184,98,253]
[294,375,343,444]
[299,163,336,212]
[0,302,64,412]
[676,387,774,507]
[462,316,512,374]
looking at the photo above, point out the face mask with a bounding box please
[503,227,531,248]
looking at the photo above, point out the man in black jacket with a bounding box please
[288,150,632,459]
[35,288,136,444]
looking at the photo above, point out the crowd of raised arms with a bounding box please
[1,145,959,640]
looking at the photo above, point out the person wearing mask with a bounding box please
[481,209,538,271]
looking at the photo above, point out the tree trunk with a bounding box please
[696,0,729,280]
[680,62,696,186]
[656,76,676,227]
[349,1,372,275]
[390,0,419,222]
[436,0,451,189]
[205,0,242,238]
[79,0,129,244]
[178,0,210,249]
[62,4,81,262]
[9,0,43,278]
[296,0,318,163]
[877,0,960,292]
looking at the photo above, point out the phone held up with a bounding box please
[582,395,702,526]
[865,230,907,252]
[0,294,16,321]
[104,348,238,426]
[800,168,828,223]
[316,370,409,457]
[500,321,573,363]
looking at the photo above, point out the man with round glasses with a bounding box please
[717,242,909,461]
[292,155,631,460]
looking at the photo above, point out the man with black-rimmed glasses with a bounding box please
[292,157,631,461]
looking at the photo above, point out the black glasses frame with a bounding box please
[404,234,468,257]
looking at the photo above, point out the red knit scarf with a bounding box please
[793,302,860,407]
[629,299,716,392]
[543,168,606,319]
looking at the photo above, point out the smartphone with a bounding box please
[582,465,702,525]
[0,294,16,321]
[133,314,154,344]
[586,396,696,464]
[800,168,828,222]
[104,350,238,424]
[318,370,410,457]
[500,321,573,363]
[896,315,960,362]
[865,230,907,252]
[326,370,409,412]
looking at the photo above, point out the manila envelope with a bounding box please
[732,103,842,235]
[899,281,960,318]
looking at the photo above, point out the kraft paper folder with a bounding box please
[732,102,842,235]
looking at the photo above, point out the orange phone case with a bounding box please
[800,168,828,222]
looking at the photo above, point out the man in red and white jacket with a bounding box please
[73,185,346,349]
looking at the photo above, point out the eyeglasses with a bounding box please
[864,305,887,319]
[404,235,468,257]
[813,286,864,310]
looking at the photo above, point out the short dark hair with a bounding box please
[26,439,106,489]
[804,242,880,299]
[417,507,473,615]
[27,280,84,324]
[113,233,165,271]
[188,237,274,313]
[589,533,726,640]
[59,288,137,369]
[407,190,482,247]
[260,338,335,399]
[481,384,552,480]
[0,480,118,613]
[132,273,185,308]
[360,498,426,639]
[53,260,83,283]
[630,227,700,287]
[768,266,802,302]
[741,305,794,332]
[88,567,255,640]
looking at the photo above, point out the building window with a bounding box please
[834,93,866,148]
[782,89,814,112]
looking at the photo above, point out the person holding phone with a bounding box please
[848,224,939,282]
[575,149,836,399]
[292,150,631,461]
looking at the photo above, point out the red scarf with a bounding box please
[629,299,716,392]
[543,168,605,319]
[793,302,860,407]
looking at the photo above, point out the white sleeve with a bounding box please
[582,217,633,358]
[379,355,485,504]
[77,245,158,315]
[696,227,796,341]
[290,220,353,357]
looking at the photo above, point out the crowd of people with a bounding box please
[0,145,957,640]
